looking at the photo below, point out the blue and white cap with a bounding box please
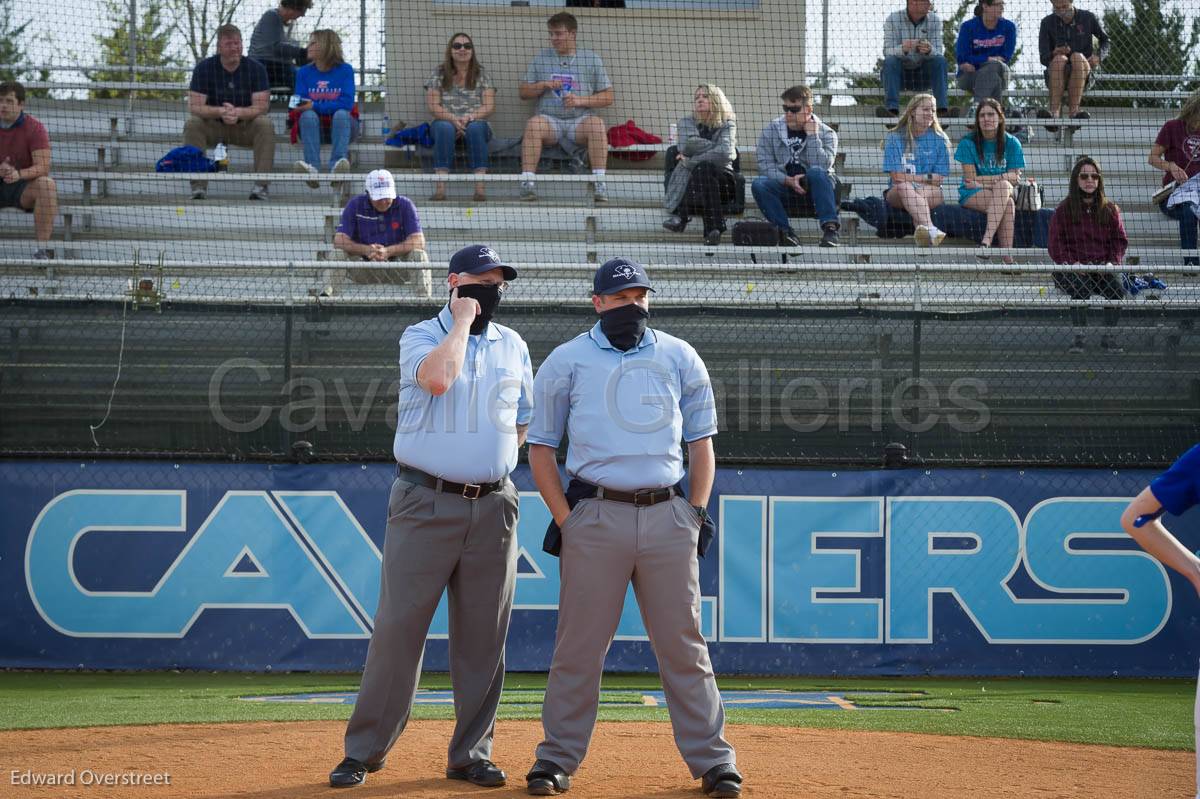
[593,257,655,295]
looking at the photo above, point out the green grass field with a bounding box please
[0,672,1192,751]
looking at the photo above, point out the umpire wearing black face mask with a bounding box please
[447,244,516,335]
[593,256,654,350]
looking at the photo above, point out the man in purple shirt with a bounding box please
[333,169,431,295]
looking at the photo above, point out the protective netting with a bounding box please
[2,0,1200,464]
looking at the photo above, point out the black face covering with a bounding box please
[453,283,503,335]
[599,302,649,351]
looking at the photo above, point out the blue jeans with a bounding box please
[882,55,949,111]
[299,108,357,171]
[1160,200,1200,265]
[751,170,839,232]
[431,119,491,170]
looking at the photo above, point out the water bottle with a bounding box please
[668,123,678,145]
[214,141,228,171]
[381,113,391,140]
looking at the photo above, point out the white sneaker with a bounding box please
[914,225,932,247]
[928,225,946,247]
[331,158,351,190]
[295,160,319,190]
[593,181,609,203]
[249,184,269,201]
[519,181,537,201]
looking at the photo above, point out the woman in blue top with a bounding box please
[955,98,1024,253]
[293,29,357,188]
[955,0,1016,107]
[883,93,951,247]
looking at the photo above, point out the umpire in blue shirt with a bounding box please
[523,258,743,798]
[330,244,533,789]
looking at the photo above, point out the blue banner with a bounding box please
[2,461,1198,676]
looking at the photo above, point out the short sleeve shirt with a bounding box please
[336,194,422,247]
[0,113,50,171]
[884,129,951,187]
[189,55,270,108]
[424,67,494,117]
[1154,119,1200,186]
[1150,444,1200,517]
[528,324,718,491]
[955,132,1025,203]
[393,306,534,483]
[523,48,612,120]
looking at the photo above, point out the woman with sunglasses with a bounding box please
[1049,157,1128,352]
[424,33,495,202]
[955,98,1023,256]
[882,93,951,247]
[662,84,738,245]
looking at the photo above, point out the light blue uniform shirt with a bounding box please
[529,322,718,492]
[883,129,951,188]
[392,306,533,483]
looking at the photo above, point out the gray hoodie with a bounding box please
[663,117,737,212]
[754,114,838,184]
[883,8,943,68]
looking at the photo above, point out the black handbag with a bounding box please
[732,220,781,246]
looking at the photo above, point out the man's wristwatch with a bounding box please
[926,173,934,183]
[692,505,711,523]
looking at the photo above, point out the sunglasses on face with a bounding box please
[451,42,473,50]
[782,105,808,114]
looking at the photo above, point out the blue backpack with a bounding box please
[386,123,434,149]
[155,145,216,173]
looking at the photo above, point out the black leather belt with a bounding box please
[595,485,676,506]
[396,464,505,500]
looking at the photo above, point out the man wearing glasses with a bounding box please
[329,243,533,790]
[751,85,843,247]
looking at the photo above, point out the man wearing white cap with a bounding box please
[333,168,431,295]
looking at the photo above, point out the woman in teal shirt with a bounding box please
[955,98,1024,254]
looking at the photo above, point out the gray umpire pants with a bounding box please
[957,60,1010,105]
[344,476,520,769]
[535,495,735,779]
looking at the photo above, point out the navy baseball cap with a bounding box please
[449,244,517,280]
[593,257,655,295]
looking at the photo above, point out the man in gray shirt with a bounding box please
[879,0,951,117]
[518,12,614,203]
[248,0,311,91]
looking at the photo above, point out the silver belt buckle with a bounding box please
[461,483,483,500]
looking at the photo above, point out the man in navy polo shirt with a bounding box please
[333,169,431,296]
[183,23,274,201]
[330,243,533,790]
[524,258,742,798]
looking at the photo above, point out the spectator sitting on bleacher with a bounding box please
[1037,0,1108,131]
[1150,91,1200,267]
[662,84,737,246]
[184,24,274,201]
[334,169,430,294]
[518,12,613,203]
[292,29,356,189]
[878,0,951,118]
[1048,156,1128,353]
[249,0,312,93]
[0,81,56,260]
[883,93,950,247]
[955,0,1015,110]
[751,84,842,248]
[955,98,1023,258]
[425,32,495,203]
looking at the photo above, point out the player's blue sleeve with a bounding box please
[679,344,718,442]
[1150,443,1200,517]
[882,134,903,174]
[398,320,440,387]
[528,348,571,448]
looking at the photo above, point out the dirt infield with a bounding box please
[0,719,1191,799]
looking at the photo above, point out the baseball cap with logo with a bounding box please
[365,169,396,201]
[593,256,655,295]
[449,243,518,280]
